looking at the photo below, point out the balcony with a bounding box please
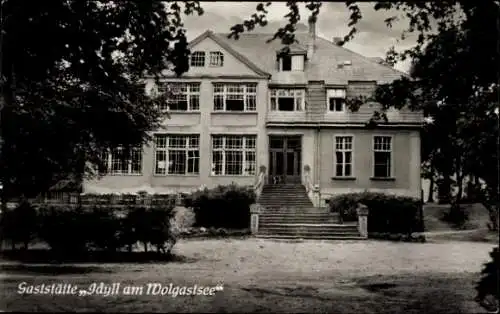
[266,111,307,124]
[266,108,423,125]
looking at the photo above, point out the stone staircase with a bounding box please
[258,184,313,208]
[256,184,363,240]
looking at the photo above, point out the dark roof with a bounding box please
[211,32,408,84]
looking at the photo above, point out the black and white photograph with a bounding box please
[0,0,498,312]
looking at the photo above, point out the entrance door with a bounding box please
[269,136,302,184]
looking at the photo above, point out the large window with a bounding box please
[154,135,200,175]
[158,82,200,111]
[213,83,257,111]
[209,51,224,67]
[270,89,305,111]
[211,135,256,176]
[373,136,392,178]
[334,136,353,177]
[327,89,346,112]
[105,147,142,175]
[190,51,205,67]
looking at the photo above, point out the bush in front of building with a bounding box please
[328,192,424,234]
[187,183,256,229]
[7,200,177,258]
[0,199,38,250]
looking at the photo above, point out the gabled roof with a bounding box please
[188,30,270,77]
[213,32,409,84]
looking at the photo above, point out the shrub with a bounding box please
[38,206,90,254]
[121,204,176,254]
[0,200,38,250]
[36,200,177,256]
[85,206,122,252]
[328,192,424,234]
[188,183,256,229]
[476,247,499,312]
[146,207,177,254]
[170,206,196,234]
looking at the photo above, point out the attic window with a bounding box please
[327,89,346,112]
[279,54,304,72]
[190,51,205,67]
[209,51,224,67]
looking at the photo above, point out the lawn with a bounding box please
[1,239,496,313]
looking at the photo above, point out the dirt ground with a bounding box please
[1,238,496,313]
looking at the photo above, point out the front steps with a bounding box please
[256,184,363,240]
[258,184,313,208]
[257,208,362,240]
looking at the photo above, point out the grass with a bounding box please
[0,238,496,313]
[422,202,498,244]
[423,203,491,231]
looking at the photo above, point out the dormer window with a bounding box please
[209,51,224,67]
[190,51,205,67]
[327,89,346,112]
[279,54,305,72]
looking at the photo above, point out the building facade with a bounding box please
[83,22,424,205]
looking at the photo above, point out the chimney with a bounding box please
[307,17,316,59]
[333,37,343,46]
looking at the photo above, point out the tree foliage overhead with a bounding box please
[0,0,203,198]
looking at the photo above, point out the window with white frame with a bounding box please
[209,51,224,67]
[270,89,305,111]
[279,54,305,72]
[211,135,256,176]
[327,89,346,112]
[373,136,392,178]
[105,147,142,175]
[190,51,205,67]
[158,82,200,111]
[213,83,257,111]
[335,136,353,177]
[154,134,200,175]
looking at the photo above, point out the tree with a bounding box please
[231,1,499,230]
[0,1,203,201]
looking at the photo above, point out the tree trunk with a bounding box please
[427,176,435,203]
[438,175,452,204]
[456,174,464,204]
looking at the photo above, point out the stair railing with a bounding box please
[254,166,266,201]
[303,165,315,204]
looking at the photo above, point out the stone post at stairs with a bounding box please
[250,203,262,235]
[356,203,369,238]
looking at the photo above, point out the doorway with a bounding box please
[268,135,302,184]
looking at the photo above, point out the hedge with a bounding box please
[185,183,255,229]
[329,192,424,234]
[1,200,177,255]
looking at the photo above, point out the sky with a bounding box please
[182,2,422,72]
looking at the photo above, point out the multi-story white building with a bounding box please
[84,20,424,205]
